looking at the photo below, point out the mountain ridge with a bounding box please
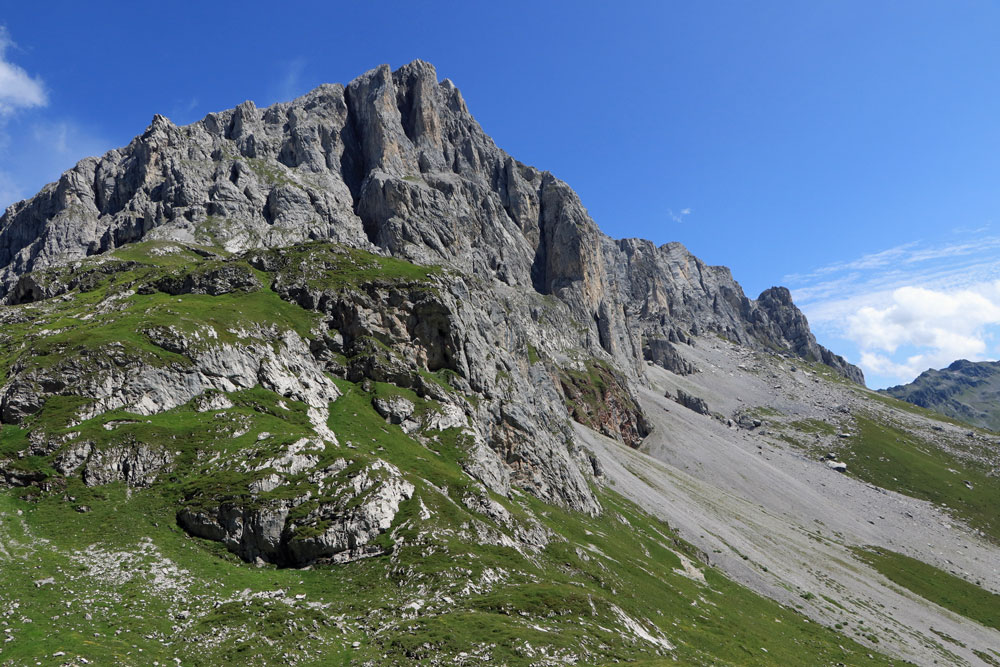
[0,59,862,387]
[881,358,1000,432]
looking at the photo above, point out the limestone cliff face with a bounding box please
[0,59,859,385]
[612,240,862,383]
[0,61,863,523]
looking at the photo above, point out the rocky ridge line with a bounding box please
[0,60,862,386]
[881,359,1000,432]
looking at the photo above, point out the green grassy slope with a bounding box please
[852,546,1000,633]
[843,415,1000,543]
[0,241,898,665]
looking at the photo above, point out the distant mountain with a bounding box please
[881,359,1000,431]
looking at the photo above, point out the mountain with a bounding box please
[881,360,1000,432]
[0,61,862,385]
[0,61,997,666]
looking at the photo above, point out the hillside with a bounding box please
[0,60,998,666]
[882,360,1000,432]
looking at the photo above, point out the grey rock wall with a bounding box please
[0,60,862,387]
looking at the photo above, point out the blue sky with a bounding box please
[2,1,999,388]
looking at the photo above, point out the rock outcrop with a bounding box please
[674,389,710,416]
[177,458,414,566]
[0,323,340,426]
[643,336,696,375]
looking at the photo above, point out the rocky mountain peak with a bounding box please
[0,59,861,390]
[946,358,997,377]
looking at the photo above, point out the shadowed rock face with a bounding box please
[0,59,861,386]
[882,359,1000,431]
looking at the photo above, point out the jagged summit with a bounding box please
[0,59,860,383]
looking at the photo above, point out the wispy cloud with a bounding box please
[786,231,1000,387]
[167,97,200,124]
[0,169,21,208]
[31,120,109,159]
[32,120,69,153]
[270,57,308,104]
[792,246,1000,321]
[0,26,46,117]
[668,207,691,223]
[902,237,1000,264]
[0,26,49,211]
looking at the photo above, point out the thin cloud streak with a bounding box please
[784,237,1000,285]
[668,207,691,224]
[0,119,114,211]
[270,57,308,105]
[795,256,1000,319]
[791,234,1000,314]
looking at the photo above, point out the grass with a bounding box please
[788,418,839,436]
[852,545,1000,632]
[844,414,1000,543]
[525,342,541,365]
[246,157,297,187]
[0,374,897,665]
[325,378,473,493]
[0,242,320,387]
[0,424,29,459]
[255,241,441,292]
[0,238,900,665]
[558,358,646,443]
[862,388,977,429]
[974,649,1000,666]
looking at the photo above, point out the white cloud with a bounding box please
[797,255,1000,325]
[858,352,926,383]
[0,28,114,214]
[668,207,692,223]
[0,27,47,116]
[844,283,1000,382]
[0,26,49,212]
[786,233,1000,387]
